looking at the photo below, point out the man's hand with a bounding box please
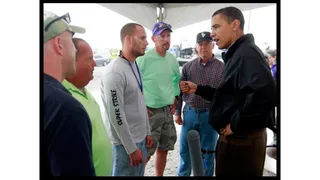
[220,124,233,136]
[129,149,143,166]
[180,81,197,94]
[147,108,153,119]
[146,135,153,149]
[174,115,183,125]
[169,98,177,115]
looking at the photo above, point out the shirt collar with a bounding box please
[62,79,88,99]
[198,55,215,65]
[44,73,70,93]
[224,41,236,54]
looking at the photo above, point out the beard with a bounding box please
[132,40,145,58]
[162,43,170,51]
[135,50,145,57]
[130,46,145,59]
[136,52,144,57]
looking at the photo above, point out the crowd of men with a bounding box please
[43,6,277,177]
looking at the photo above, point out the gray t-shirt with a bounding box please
[101,56,151,155]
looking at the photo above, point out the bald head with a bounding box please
[72,38,88,60]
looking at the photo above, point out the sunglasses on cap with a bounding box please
[155,23,172,31]
[44,13,71,31]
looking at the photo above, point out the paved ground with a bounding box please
[87,66,277,177]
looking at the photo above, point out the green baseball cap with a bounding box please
[44,11,86,43]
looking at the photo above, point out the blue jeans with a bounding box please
[177,104,219,176]
[112,139,147,176]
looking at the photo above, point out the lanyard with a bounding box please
[119,51,143,93]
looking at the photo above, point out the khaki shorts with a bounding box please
[147,106,177,157]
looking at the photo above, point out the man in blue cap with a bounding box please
[136,22,180,176]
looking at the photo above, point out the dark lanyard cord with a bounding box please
[119,52,143,93]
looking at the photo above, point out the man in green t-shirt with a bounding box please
[62,38,113,176]
[136,22,180,176]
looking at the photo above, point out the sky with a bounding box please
[44,3,277,51]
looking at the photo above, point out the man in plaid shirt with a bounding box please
[175,31,224,176]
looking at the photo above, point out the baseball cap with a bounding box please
[266,49,277,57]
[152,22,173,36]
[44,11,86,43]
[196,31,213,43]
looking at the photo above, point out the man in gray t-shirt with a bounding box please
[101,23,152,176]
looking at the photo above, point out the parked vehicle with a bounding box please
[93,55,110,66]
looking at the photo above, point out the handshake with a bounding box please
[180,81,198,94]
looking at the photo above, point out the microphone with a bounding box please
[187,130,205,176]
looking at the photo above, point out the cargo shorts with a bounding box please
[147,105,177,157]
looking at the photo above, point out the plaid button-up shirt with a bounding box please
[176,56,224,115]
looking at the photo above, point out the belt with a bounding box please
[188,105,209,112]
[266,144,276,148]
[194,108,209,113]
[147,105,170,109]
[201,148,215,154]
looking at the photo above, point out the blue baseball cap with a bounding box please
[152,22,173,36]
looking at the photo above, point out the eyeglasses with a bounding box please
[44,13,71,31]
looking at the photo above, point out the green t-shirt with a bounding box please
[136,48,180,108]
[62,80,112,176]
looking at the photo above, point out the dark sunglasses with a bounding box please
[44,13,71,31]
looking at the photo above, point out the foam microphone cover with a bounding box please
[187,130,205,176]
